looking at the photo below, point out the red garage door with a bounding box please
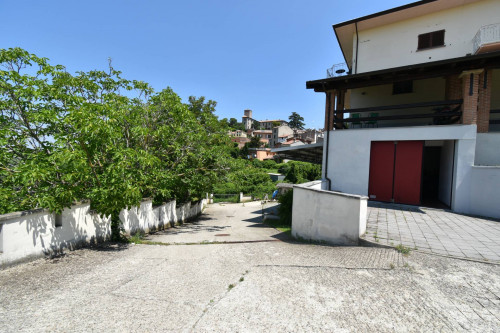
[368,141,395,202]
[368,141,423,205]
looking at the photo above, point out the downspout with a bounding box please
[355,22,359,74]
[323,83,332,191]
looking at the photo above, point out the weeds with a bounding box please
[395,244,412,255]
[228,284,234,290]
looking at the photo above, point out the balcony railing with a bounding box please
[334,99,463,129]
[326,63,349,78]
[473,23,500,54]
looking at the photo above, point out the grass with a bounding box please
[395,244,412,255]
[228,284,235,290]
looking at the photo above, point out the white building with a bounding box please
[307,0,500,218]
[241,109,288,130]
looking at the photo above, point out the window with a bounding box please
[418,30,445,50]
[393,80,413,95]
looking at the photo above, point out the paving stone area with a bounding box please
[363,202,500,263]
[1,202,499,331]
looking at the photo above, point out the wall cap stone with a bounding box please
[294,180,369,200]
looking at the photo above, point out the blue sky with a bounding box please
[1,0,410,128]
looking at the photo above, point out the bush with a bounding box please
[213,159,277,199]
[261,159,277,170]
[278,161,321,184]
[278,189,293,226]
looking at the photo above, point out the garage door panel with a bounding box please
[393,141,423,205]
[368,141,395,203]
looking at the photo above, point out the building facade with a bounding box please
[307,0,500,218]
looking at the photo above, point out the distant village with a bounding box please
[228,109,324,161]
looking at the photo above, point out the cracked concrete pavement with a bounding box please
[0,201,499,332]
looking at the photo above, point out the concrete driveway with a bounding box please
[363,202,500,263]
[1,201,499,332]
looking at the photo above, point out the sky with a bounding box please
[1,0,412,129]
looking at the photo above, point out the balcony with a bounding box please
[473,23,500,55]
[326,63,349,78]
[334,99,464,129]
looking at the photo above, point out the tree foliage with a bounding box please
[0,48,231,237]
[278,161,321,184]
[212,159,276,199]
[288,112,305,130]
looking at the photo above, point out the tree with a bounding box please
[0,47,231,239]
[288,112,305,130]
[288,112,305,138]
[248,136,263,148]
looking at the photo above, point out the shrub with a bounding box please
[279,161,321,184]
[278,189,293,226]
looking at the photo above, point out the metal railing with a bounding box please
[335,99,463,129]
[473,23,500,54]
[326,63,349,78]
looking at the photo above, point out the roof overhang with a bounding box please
[271,142,323,164]
[334,0,482,68]
[307,51,500,92]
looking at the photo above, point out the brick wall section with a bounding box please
[324,90,335,131]
[461,73,480,125]
[335,90,345,130]
[445,75,462,100]
[477,70,492,133]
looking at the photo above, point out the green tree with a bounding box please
[0,47,231,239]
[288,112,305,135]
[248,136,263,148]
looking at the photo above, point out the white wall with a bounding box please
[0,203,111,267]
[475,133,500,166]
[438,140,455,207]
[0,199,207,267]
[292,181,368,245]
[325,125,477,213]
[353,0,500,73]
[470,166,500,218]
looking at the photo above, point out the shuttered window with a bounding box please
[418,30,445,50]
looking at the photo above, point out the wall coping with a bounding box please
[472,165,500,169]
[0,201,91,224]
[328,124,477,140]
[294,181,369,200]
[0,198,159,224]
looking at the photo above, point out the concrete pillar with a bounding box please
[477,70,492,133]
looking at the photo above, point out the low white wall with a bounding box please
[0,199,208,267]
[469,166,500,219]
[292,181,368,245]
[475,133,500,166]
[0,203,110,267]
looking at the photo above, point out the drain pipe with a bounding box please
[355,22,359,74]
[323,83,332,191]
